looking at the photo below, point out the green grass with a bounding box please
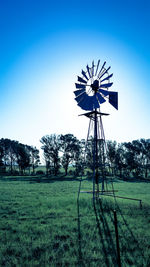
[0,175,150,266]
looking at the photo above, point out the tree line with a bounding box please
[106,139,150,179]
[0,139,40,175]
[41,135,150,179]
[40,134,83,176]
[0,135,150,179]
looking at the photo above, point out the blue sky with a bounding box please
[0,0,150,151]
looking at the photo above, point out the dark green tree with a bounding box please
[0,140,4,166]
[85,138,93,172]
[139,139,150,178]
[16,144,30,175]
[40,134,61,176]
[60,134,80,176]
[27,146,40,174]
[114,143,126,178]
[0,139,19,174]
[123,141,142,178]
[106,140,117,175]
[0,140,5,174]
[73,139,85,176]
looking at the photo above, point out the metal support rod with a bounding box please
[92,115,96,200]
[101,194,142,202]
[99,115,105,192]
[93,110,97,199]
[94,110,99,186]
[113,210,121,267]
[139,200,142,209]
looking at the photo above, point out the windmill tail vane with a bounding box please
[74,60,118,111]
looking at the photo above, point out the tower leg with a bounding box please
[96,114,105,193]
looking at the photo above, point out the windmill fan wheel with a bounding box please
[74,60,118,111]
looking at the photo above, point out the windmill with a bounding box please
[74,60,118,198]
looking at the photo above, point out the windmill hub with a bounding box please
[91,80,99,92]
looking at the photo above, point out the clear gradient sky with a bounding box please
[0,0,150,153]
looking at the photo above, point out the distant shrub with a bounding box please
[68,170,74,176]
[36,170,45,175]
[74,168,85,177]
[86,170,92,178]
[105,170,110,176]
[0,166,7,175]
[12,170,19,175]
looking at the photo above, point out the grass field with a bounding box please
[0,175,150,266]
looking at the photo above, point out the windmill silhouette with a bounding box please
[74,60,118,198]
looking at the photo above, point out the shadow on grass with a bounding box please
[77,193,146,266]
[77,178,83,266]
[112,198,145,266]
[122,176,150,183]
[0,174,150,185]
[99,195,146,266]
[106,176,150,183]
[93,197,117,266]
[76,187,117,266]
[0,175,88,184]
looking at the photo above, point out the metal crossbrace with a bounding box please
[80,109,113,200]
[79,109,142,207]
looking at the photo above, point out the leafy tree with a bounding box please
[106,140,117,175]
[40,134,61,176]
[60,134,80,176]
[139,139,150,178]
[0,138,10,167]
[0,139,18,174]
[0,138,40,175]
[0,140,4,166]
[114,143,126,178]
[16,144,30,175]
[0,140,5,174]
[123,141,143,177]
[85,138,93,172]
[27,146,40,175]
[73,139,85,176]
